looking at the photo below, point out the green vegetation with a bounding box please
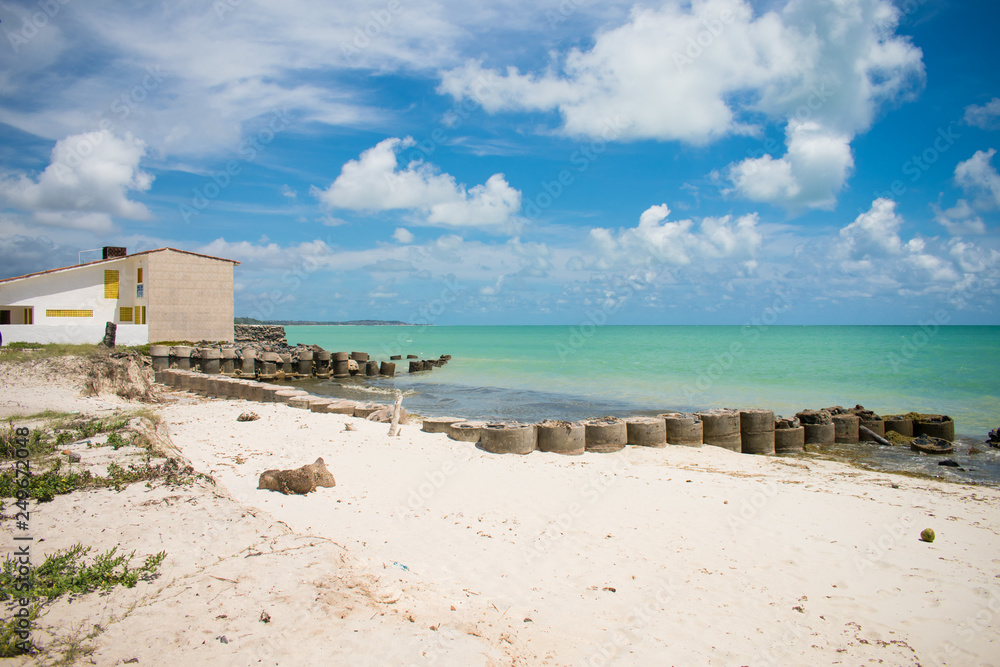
[0,458,199,502]
[0,343,100,362]
[0,544,166,657]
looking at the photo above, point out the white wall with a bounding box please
[0,324,149,346]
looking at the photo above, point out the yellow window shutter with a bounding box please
[120,307,133,322]
[104,270,119,299]
[46,309,93,317]
[137,267,143,283]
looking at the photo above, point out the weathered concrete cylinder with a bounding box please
[365,360,379,376]
[914,415,954,441]
[422,360,433,371]
[219,348,237,374]
[333,352,350,361]
[740,409,775,455]
[448,421,487,442]
[274,389,309,404]
[696,409,741,451]
[308,398,334,413]
[150,345,170,371]
[333,358,350,378]
[884,415,914,437]
[661,413,703,446]
[188,373,208,395]
[860,419,885,439]
[279,354,293,375]
[775,425,805,453]
[536,420,585,455]
[199,348,221,374]
[323,400,358,415]
[584,417,627,453]
[242,382,264,402]
[260,352,280,377]
[297,349,314,376]
[204,376,226,397]
[832,413,860,444]
[314,350,332,377]
[803,423,835,445]
[259,384,283,402]
[409,361,422,373]
[390,355,402,361]
[354,404,380,418]
[626,416,667,447]
[240,348,257,376]
[351,351,369,363]
[379,361,396,377]
[421,416,464,434]
[170,346,193,370]
[480,423,537,455]
[406,354,418,359]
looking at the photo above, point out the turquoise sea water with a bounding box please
[286,325,1000,436]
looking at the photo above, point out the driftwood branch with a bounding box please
[860,424,892,446]
[388,391,403,437]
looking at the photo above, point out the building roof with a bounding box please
[0,247,241,285]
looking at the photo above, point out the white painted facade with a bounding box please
[0,248,238,346]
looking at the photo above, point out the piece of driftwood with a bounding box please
[388,391,403,437]
[859,424,892,446]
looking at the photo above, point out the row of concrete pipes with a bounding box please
[149,345,451,381]
[419,408,956,456]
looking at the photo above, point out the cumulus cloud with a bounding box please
[0,131,152,232]
[589,204,762,269]
[839,197,906,256]
[964,98,1000,130]
[439,0,923,209]
[312,137,522,232]
[954,149,1000,208]
[393,227,415,244]
[933,199,986,236]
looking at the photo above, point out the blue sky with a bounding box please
[1,0,999,324]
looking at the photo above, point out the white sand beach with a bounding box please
[3,358,999,666]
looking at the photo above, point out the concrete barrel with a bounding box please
[536,420,586,455]
[259,384,283,402]
[170,346,193,370]
[218,348,236,374]
[860,419,886,439]
[740,409,775,455]
[197,348,220,374]
[314,350,332,377]
[351,351,369,363]
[884,415,914,437]
[188,373,208,395]
[240,348,257,376]
[774,417,805,454]
[796,410,836,445]
[333,353,350,378]
[204,376,227,397]
[176,371,196,392]
[380,362,396,377]
[832,413,860,443]
[278,354,293,375]
[242,382,265,403]
[390,355,402,361]
[422,360,433,371]
[308,398,334,413]
[365,360,379,376]
[154,369,176,387]
[296,349,314,377]
[288,395,315,410]
[626,416,667,447]
[421,416,465,434]
[660,413,703,446]
[695,409,741,451]
[274,389,309,404]
[323,400,358,415]
[448,421,487,443]
[409,361,422,373]
[584,417,627,453]
[150,345,170,371]
[480,422,537,455]
[333,352,350,361]
[260,352,280,377]
[407,354,418,359]
[229,379,253,399]
[914,415,955,441]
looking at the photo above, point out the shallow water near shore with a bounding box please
[287,324,1000,486]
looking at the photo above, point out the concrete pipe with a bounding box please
[229,379,253,399]
[219,348,236,375]
[170,346,193,370]
[279,354,293,375]
[537,420,585,455]
[323,400,358,415]
[155,369,177,387]
[740,409,775,456]
[204,376,226,397]
[197,348,220,374]
[774,426,805,454]
[390,355,402,361]
[480,422,537,455]
[176,372,195,392]
[883,416,914,437]
[240,348,257,376]
[242,382,265,403]
[314,351,332,377]
[274,389,309,404]
[259,352,280,378]
[421,416,465,433]
[695,409,741,452]
[660,413,703,447]
[365,360,379,376]
[448,421,487,443]
[860,419,886,439]
[333,358,350,378]
[626,416,667,447]
[296,349,314,377]
[333,351,350,362]
[259,384,283,402]
[152,368,169,385]
[380,362,396,377]
[832,413,860,444]
[409,361,422,373]
[188,373,209,395]
[354,404,381,418]
[150,345,170,371]
[803,423,835,445]
[288,395,315,410]
[407,354,418,359]
[308,398,334,413]
[351,351,369,363]
[421,360,433,371]
[914,415,955,441]
[584,417,627,453]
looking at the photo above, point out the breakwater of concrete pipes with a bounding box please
[148,344,451,382]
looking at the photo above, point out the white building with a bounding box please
[0,247,241,346]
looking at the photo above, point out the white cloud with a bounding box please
[964,98,1000,130]
[839,197,905,256]
[393,227,415,244]
[0,131,152,232]
[312,137,522,232]
[933,199,987,236]
[280,185,297,199]
[954,149,1000,208]
[439,0,923,209]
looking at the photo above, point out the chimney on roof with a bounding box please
[102,246,127,259]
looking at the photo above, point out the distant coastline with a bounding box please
[235,318,417,326]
